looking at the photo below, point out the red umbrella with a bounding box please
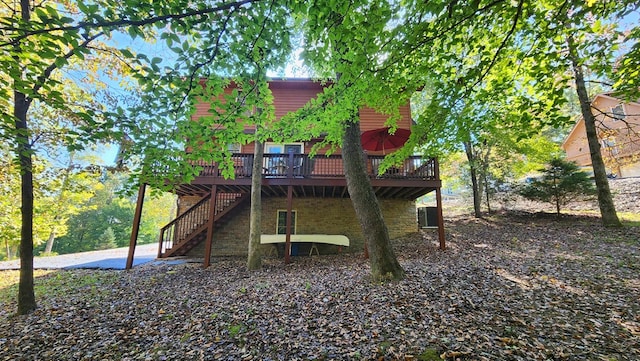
[360,127,411,153]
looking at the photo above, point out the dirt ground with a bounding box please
[1,203,638,360]
[447,177,640,216]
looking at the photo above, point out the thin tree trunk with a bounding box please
[567,34,621,227]
[15,88,36,314]
[15,0,36,315]
[484,175,491,213]
[247,139,263,271]
[463,140,482,218]
[44,154,75,254]
[44,231,56,255]
[342,116,404,281]
[553,176,561,216]
[481,146,492,213]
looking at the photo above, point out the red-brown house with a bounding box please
[127,78,444,267]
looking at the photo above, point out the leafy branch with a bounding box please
[0,0,260,48]
[31,32,104,101]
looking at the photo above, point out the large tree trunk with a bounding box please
[342,117,404,281]
[463,140,482,218]
[15,0,36,315]
[567,35,621,227]
[247,139,264,270]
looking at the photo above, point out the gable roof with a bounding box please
[562,93,640,149]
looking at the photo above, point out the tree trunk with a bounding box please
[44,231,56,255]
[247,139,263,271]
[463,140,482,218]
[553,176,561,216]
[44,153,75,254]
[567,34,622,227]
[481,146,492,213]
[15,90,36,314]
[342,117,404,281]
[15,0,36,315]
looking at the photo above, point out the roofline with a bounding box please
[561,115,584,148]
[595,93,640,106]
[562,92,640,148]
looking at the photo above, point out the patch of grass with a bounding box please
[37,252,59,257]
[228,323,244,338]
[620,212,640,226]
[0,270,54,304]
[417,348,441,361]
[0,269,119,306]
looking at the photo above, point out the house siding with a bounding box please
[562,95,640,178]
[180,196,417,258]
[193,79,414,150]
[563,121,592,166]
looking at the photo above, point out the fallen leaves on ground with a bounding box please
[1,212,638,360]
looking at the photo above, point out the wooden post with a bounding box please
[203,186,217,268]
[435,186,446,250]
[287,150,294,179]
[284,185,293,264]
[362,151,370,176]
[126,183,146,270]
[360,151,370,259]
[433,157,439,179]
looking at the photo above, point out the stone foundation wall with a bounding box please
[181,196,417,257]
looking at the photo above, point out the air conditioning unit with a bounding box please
[417,207,438,228]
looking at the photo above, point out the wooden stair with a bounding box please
[158,192,249,258]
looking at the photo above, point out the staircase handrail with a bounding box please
[158,193,211,257]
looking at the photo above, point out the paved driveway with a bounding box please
[0,243,158,270]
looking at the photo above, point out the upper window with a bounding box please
[611,104,625,121]
[264,143,304,154]
[227,143,242,153]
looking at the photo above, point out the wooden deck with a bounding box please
[175,153,441,200]
[127,153,446,269]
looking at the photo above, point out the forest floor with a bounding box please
[0,181,639,360]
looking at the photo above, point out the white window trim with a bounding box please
[264,142,305,154]
[228,143,242,153]
[611,104,625,121]
[276,209,297,235]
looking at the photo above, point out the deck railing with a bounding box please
[191,153,438,180]
[158,192,245,257]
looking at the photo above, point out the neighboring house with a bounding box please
[128,78,444,266]
[562,94,640,178]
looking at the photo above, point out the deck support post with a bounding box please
[284,184,293,264]
[435,186,446,250]
[203,186,217,268]
[126,183,146,270]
